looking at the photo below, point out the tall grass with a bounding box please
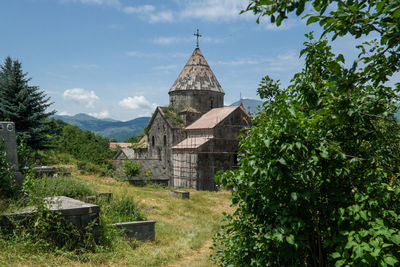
[27,176,96,200]
[97,194,147,223]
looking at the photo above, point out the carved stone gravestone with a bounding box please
[0,122,23,184]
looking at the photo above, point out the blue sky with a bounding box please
[0,0,397,121]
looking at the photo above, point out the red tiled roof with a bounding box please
[185,106,239,130]
[172,136,210,149]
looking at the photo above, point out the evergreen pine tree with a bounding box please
[0,57,55,149]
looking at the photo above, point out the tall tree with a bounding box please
[213,1,400,266]
[0,57,55,149]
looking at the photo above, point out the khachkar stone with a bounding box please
[0,122,23,184]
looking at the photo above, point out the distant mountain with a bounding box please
[53,113,150,142]
[230,99,263,115]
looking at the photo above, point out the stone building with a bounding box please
[133,46,250,190]
[172,106,248,190]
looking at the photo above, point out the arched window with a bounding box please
[163,135,167,146]
[210,99,214,109]
[152,136,155,147]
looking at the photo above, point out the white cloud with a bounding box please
[153,36,191,45]
[119,96,157,110]
[63,88,99,108]
[123,5,173,23]
[178,0,250,22]
[58,111,72,116]
[89,110,110,119]
[213,51,303,73]
[123,5,155,14]
[149,11,174,23]
[62,0,121,8]
[262,19,299,31]
[265,51,303,72]
[125,51,159,57]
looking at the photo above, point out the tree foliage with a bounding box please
[125,132,145,143]
[0,142,17,198]
[213,1,400,266]
[58,124,114,165]
[0,57,55,149]
[122,160,141,178]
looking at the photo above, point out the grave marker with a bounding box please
[0,122,22,184]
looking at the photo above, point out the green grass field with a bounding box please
[0,167,233,267]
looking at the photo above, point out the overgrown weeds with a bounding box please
[26,176,96,201]
[97,194,147,223]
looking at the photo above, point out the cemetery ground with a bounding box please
[0,165,233,267]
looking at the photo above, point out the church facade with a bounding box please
[135,47,249,190]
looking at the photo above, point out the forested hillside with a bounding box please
[53,113,150,142]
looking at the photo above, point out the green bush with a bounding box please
[59,125,115,165]
[0,146,17,198]
[98,194,146,223]
[122,160,141,178]
[213,30,400,267]
[99,163,115,177]
[0,197,117,253]
[27,176,96,200]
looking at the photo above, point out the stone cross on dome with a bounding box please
[193,29,202,48]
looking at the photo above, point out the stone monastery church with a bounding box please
[131,45,250,191]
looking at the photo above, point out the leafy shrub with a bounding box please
[99,163,115,177]
[213,37,400,267]
[98,194,146,223]
[0,197,116,253]
[27,176,96,200]
[0,145,17,198]
[59,125,115,165]
[122,160,141,178]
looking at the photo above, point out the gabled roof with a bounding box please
[186,106,240,130]
[109,142,132,149]
[169,48,224,94]
[130,135,148,149]
[172,136,210,149]
[113,148,136,160]
[147,106,184,131]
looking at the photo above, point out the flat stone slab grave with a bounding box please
[170,190,190,199]
[33,166,56,177]
[113,220,156,241]
[1,196,100,241]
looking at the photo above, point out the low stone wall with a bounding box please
[0,196,100,241]
[170,190,190,199]
[113,220,156,241]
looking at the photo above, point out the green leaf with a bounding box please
[286,235,295,244]
[291,192,298,201]
[392,235,400,245]
[331,252,341,259]
[394,9,400,18]
[321,148,329,159]
[278,158,287,165]
[335,259,345,267]
[306,16,320,25]
[376,0,385,12]
[337,54,345,63]
[384,255,398,266]
[295,142,301,149]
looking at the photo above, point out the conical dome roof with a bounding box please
[169,48,224,94]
